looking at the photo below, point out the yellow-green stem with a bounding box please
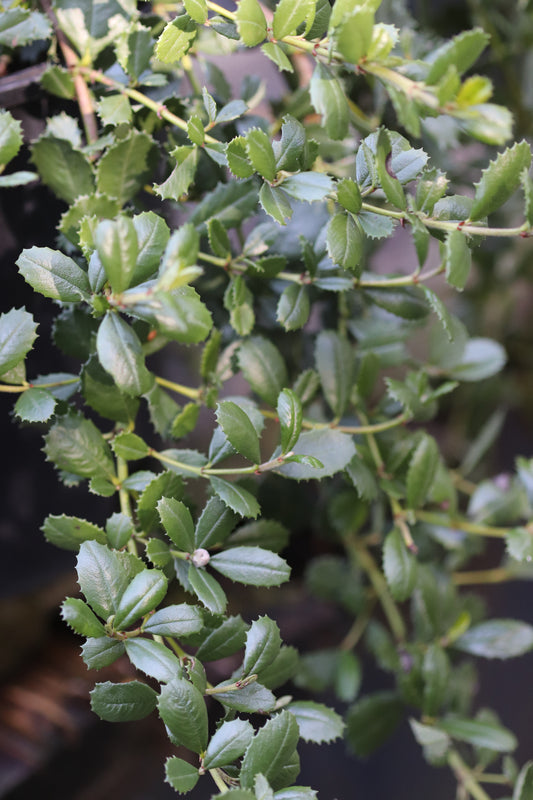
[448,750,492,800]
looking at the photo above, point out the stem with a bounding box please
[152,449,293,477]
[209,769,229,794]
[453,567,518,585]
[0,377,79,393]
[117,456,136,555]
[448,750,492,800]
[261,408,409,435]
[347,534,406,642]
[340,598,376,651]
[415,510,509,538]
[155,376,201,400]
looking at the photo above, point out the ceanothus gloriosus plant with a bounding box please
[1,0,533,797]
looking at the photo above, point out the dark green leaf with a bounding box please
[470,141,531,220]
[246,129,276,182]
[114,568,168,630]
[238,336,288,407]
[203,719,254,769]
[454,620,533,659]
[243,616,282,676]
[31,136,94,204]
[259,182,293,225]
[212,680,276,713]
[76,541,131,620]
[158,496,195,551]
[0,110,22,165]
[188,564,227,615]
[315,330,354,417]
[97,313,154,396]
[437,717,517,752]
[346,692,403,757]
[61,597,106,637]
[95,217,138,294]
[165,757,199,794]
[131,212,170,286]
[216,400,261,464]
[143,603,203,637]
[106,513,133,550]
[241,711,300,791]
[383,527,417,601]
[406,434,439,509]
[210,546,290,587]
[0,308,37,376]
[81,637,125,670]
[158,677,207,753]
[90,680,158,722]
[282,173,333,203]
[14,387,56,423]
[326,213,363,274]
[112,432,150,461]
[422,644,450,716]
[276,429,356,480]
[195,615,247,661]
[209,477,260,519]
[337,178,362,214]
[444,229,471,290]
[377,129,407,211]
[288,701,344,744]
[124,638,182,683]
[43,514,107,552]
[96,131,155,206]
[277,388,303,453]
[129,288,212,344]
[514,762,533,800]
[190,179,258,231]
[194,496,238,549]
[81,356,139,424]
[17,247,91,302]
[44,414,115,480]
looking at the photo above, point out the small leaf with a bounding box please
[124,638,182,683]
[437,717,517,752]
[243,617,282,676]
[281,173,333,203]
[96,131,155,206]
[262,42,294,73]
[326,213,363,275]
[112,432,150,461]
[422,644,450,717]
[61,597,106,637]
[246,129,277,182]
[272,0,314,39]
[14,387,56,423]
[211,681,276,713]
[216,400,262,464]
[506,527,533,563]
[43,514,107,551]
[337,178,362,214]
[277,389,303,453]
[113,568,168,630]
[0,110,23,165]
[90,680,158,722]
[77,541,130,620]
[447,338,506,382]
[426,28,489,84]
[309,63,348,140]
[156,16,196,63]
[210,546,290,587]
[383,528,417,602]
[143,603,204,637]
[195,615,247,661]
[288,701,344,744]
[238,337,288,407]
[17,247,91,302]
[240,711,300,791]
[277,284,310,331]
[276,429,356,481]
[346,692,403,757]
[315,330,354,417]
[444,229,471,290]
[184,0,207,23]
[95,217,139,294]
[165,757,199,794]
[0,308,37,376]
[203,719,254,769]
[106,513,134,550]
[158,497,195,551]
[97,313,154,397]
[514,762,533,800]
[454,620,533,659]
[470,140,531,220]
[236,0,267,46]
[216,99,248,124]
[44,414,115,480]
[335,8,374,63]
[406,434,439,509]
[188,564,227,615]
[194,495,238,549]
[31,135,95,204]
[82,637,125,670]
[259,183,293,225]
[377,129,407,211]
[158,677,208,753]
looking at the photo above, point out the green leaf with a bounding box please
[514,762,533,800]
[216,401,262,464]
[95,217,138,294]
[346,692,403,757]
[216,100,248,124]
[309,63,349,140]
[506,527,533,563]
[165,757,199,794]
[469,140,531,221]
[410,719,450,762]
[241,711,300,790]
[125,638,182,683]
[81,356,139,424]
[243,616,282,676]
[406,434,439,509]
[282,173,333,203]
[14,387,57,423]
[195,615,247,661]
[326,213,363,275]
[212,681,276,713]
[43,514,107,551]
[210,546,290,587]
[337,178,362,214]
[261,41,293,73]
[90,680,158,722]
[239,337,289,407]
[194,496,238,549]
[437,717,517,753]
[143,603,203,637]
[209,476,260,518]
[246,129,277,182]
[61,597,106,637]
[0,308,37,377]
[31,136,94,204]
[106,513,134,550]
[426,28,490,84]
[184,0,207,23]
[114,568,168,630]
[0,110,22,165]
[131,289,212,345]
[274,790,317,800]
[81,637,125,670]
[272,0,314,39]
[96,131,155,206]
[131,211,170,285]
[111,432,149,462]
[277,284,310,331]
[203,719,254,769]
[158,677,208,753]
[17,247,91,302]
[259,183,293,225]
[156,15,196,62]
[444,229,471,290]
[422,644,450,717]
[275,116,306,172]
[236,0,267,46]
[97,94,132,126]
[0,171,38,187]
[447,338,506,382]
[226,137,254,179]
[188,564,227,615]
[277,389,303,453]
[335,8,374,63]
[383,527,417,602]
[288,701,344,744]
[454,620,533,659]
[315,330,354,417]
[97,313,154,397]
[44,414,115,480]
[377,129,407,211]
[77,541,130,620]
[276,429,356,480]
[190,179,258,231]
[158,496,195,551]
[155,147,198,201]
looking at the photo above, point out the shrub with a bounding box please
[1,0,533,797]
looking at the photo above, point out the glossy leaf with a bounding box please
[164,757,199,794]
[97,313,154,397]
[326,213,363,274]
[211,680,276,713]
[437,717,517,752]
[444,229,471,290]
[272,0,314,39]
[0,308,37,376]
[76,541,130,620]
[470,140,531,220]
[210,546,290,586]
[259,183,293,225]
[158,677,208,753]
[90,680,158,722]
[188,563,227,614]
[81,637,125,670]
[246,129,277,182]
[335,8,374,63]
[406,435,439,509]
[315,330,354,418]
[96,132,154,206]
[17,247,91,302]
[44,414,115,480]
[0,110,22,165]
[61,597,106,637]
[282,173,333,203]
[184,0,207,23]
[310,63,348,140]
[276,428,356,481]
[195,615,247,661]
[124,638,182,683]
[203,719,254,769]
[238,337,289,407]
[194,496,238,549]
[216,401,262,464]
[236,0,267,46]
[95,217,138,294]
[43,514,107,551]
[277,388,303,453]
[240,711,300,791]
[14,387,56,423]
[31,136,94,203]
[243,616,282,676]
[383,528,417,601]
[143,603,203,637]
[514,762,533,800]
[454,620,533,659]
[288,701,344,744]
[158,497,195,551]
[113,568,168,630]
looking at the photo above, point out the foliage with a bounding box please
[2,0,533,797]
